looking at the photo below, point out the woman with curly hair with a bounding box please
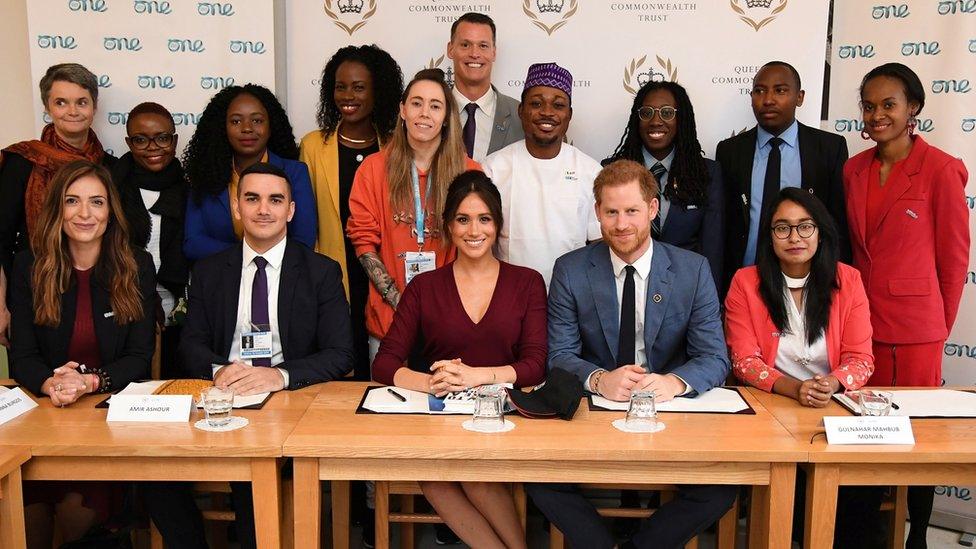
[183,84,316,260]
[300,44,402,381]
[604,80,724,291]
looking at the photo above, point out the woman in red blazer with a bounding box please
[726,187,874,403]
[845,62,969,549]
[726,187,881,548]
[846,63,969,388]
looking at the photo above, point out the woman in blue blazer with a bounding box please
[182,84,316,261]
[605,80,725,292]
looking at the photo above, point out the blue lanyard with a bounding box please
[410,163,432,248]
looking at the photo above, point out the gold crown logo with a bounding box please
[337,0,363,14]
[623,55,678,95]
[730,0,789,32]
[537,0,564,13]
[523,0,578,35]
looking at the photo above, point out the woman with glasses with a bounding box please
[845,63,969,549]
[604,80,724,291]
[725,187,880,548]
[112,102,189,378]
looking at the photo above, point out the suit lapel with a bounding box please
[488,86,514,154]
[222,246,245,350]
[276,242,302,358]
[587,244,620,363]
[643,241,673,368]
[848,157,870,248]
[735,128,758,230]
[52,281,78,366]
[797,123,818,193]
[870,159,913,239]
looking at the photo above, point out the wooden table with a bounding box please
[285,382,809,549]
[0,446,30,548]
[0,383,321,549]
[747,387,976,549]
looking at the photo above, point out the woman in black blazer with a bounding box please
[604,80,725,291]
[10,160,155,402]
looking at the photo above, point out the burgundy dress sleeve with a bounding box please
[508,268,547,387]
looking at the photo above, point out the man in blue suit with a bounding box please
[527,159,736,549]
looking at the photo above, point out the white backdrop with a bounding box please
[25,0,276,158]
[285,0,830,163]
[828,0,976,531]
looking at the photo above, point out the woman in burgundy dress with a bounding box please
[373,170,546,548]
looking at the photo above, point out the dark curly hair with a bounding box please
[604,81,709,206]
[183,84,299,203]
[315,44,403,141]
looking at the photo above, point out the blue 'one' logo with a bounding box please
[172,112,202,126]
[134,0,172,14]
[200,76,235,90]
[938,0,976,15]
[138,75,175,89]
[901,41,941,56]
[69,0,107,12]
[38,35,77,49]
[104,37,142,51]
[838,45,875,59]
[871,4,910,18]
[198,2,234,15]
[916,118,934,132]
[108,112,130,125]
[932,79,972,93]
[229,40,266,54]
[168,39,206,53]
[97,75,112,88]
[962,118,976,132]
[834,119,864,133]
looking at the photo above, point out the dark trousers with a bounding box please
[907,486,935,549]
[527,483,737,549]
[140,481,257,549]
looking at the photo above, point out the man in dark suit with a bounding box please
[448,12,523,162]
[145,162,353,549]
[527,160,736,549]
[716,60,849,293]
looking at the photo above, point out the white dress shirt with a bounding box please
[774,277,829,381]
[216,237,289,385]
[453,86,496,163]
[138,189,175,324]
[641,147,675,226]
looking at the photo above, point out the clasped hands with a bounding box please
[597,364,685,403]
[427,358,490,397]
[797,374,840,408]
[42,362,93,407]
[214,361,285,396]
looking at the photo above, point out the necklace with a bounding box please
[338,132,375,145]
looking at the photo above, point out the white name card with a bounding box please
[107,395,192,422]
[0,387,38,425]
[824,415,915,445]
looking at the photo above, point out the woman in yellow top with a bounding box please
[300,45,403,381]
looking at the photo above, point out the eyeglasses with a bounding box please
[772,222,818,240]
[128,133,175,150]
[637,106,678,121]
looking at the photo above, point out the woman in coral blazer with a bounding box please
[726,187,874,404]
[845,62,970,549]
[845,63,969,388]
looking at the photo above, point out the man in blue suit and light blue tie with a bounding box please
[527,159,737,549]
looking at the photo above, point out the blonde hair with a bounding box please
[385,69,467,235]
[30,160,143,327]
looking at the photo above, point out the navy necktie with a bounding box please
[462,103,478,158]
[617,265,636,367]
[760,137,784,227]
[250,256,271,367]
[650,162,667,237]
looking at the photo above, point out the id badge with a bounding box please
[240,330,273,359]
[404,251,436,284]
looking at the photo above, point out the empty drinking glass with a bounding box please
[472,386,506,430]
[857,390,893,417]
[202,386,235,428]
[625,390,660,432]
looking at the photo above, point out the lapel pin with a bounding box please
[906,209,918,219]
[652,293,663,303]
[104,311,115,318]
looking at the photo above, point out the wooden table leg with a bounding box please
[749,463,795,549]
[332,480,350,549]
[1,466,27,549]
[804,464,839,549]
[293,458,321,549]
[251,458,282,549]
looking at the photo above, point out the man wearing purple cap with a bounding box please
[482,62,602,287]
[448,12,523,163]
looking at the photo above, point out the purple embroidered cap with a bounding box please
[523,62,573,100]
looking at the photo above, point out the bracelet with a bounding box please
[591,370,605,394]
[87,368,111,393]
[380,283,396,302]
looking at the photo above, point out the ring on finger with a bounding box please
[56,383,63,392]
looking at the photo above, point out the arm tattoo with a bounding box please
[359,252,399,306]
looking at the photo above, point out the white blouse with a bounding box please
[774,273,829,381]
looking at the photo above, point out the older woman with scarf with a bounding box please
[112,102,189,378]
[0,63,115,347]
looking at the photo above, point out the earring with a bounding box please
[908,115,917,136]
[860,129,871,140]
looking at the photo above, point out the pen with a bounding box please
[891,402,900,410]
[387,388,407,402]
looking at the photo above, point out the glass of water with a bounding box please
[202,386,235,428]
[857,390,893,417]
[472,386,506,430]
[625,390,660,432]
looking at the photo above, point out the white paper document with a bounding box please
[834,389,976,417]
[113,380,269,409]
[591,387,750,413]
[0,387,38,426]
[360,386,513,415]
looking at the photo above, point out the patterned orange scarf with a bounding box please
[2,123,105,235]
